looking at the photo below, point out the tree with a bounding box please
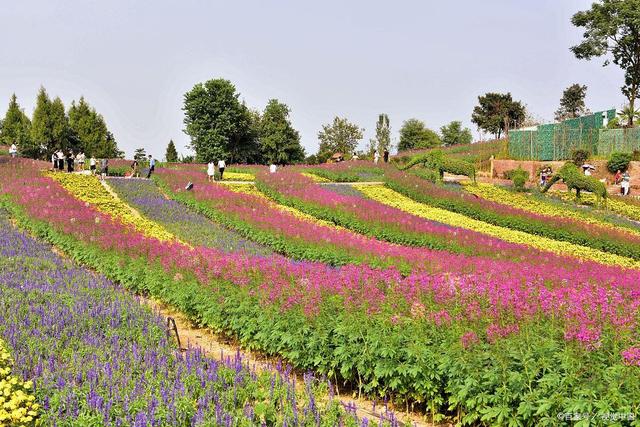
[0,94,32,155]
[471,92,525,138]
[317,116,364,161]
[69,97,107,156]
[49,97,70,152]
[555,84,590,121]
[182,78,256,163]
[134,148,147,162]
[258,99,305,164]
[397,119,441,151]
[571,0,640,126]
[440,121,473,147]
[619,104,640,126]
[30,87,53,158]
[165,140,178,162]
[368,114,391,155]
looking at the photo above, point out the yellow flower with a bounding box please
[0,339,39,425]
[301,172,330,182]
[222,171,254,181]
[356,184,640,268]
[48,173,182,244]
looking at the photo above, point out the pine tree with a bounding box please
[134,147,147,162]
[30,87,53,158]
[165,140,178,162]
[50,97,70,153]
[368,114,390,156]
[0,94,32,155]
[68,96,120,157]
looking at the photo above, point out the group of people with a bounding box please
[129,155,156,179]
[539,165,553,187]
[51,150,89,174]
[372,149,390,164]
[206,159,226,182]
[614,169,632,196]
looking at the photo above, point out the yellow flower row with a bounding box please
[301,172,330,183]
[223,183,344,229]
[222,171,255,181]
[0,339,39,426]
[48,173,179,243]
[462,182,640,237]
[550,190,640,223]
[355,184,640,268]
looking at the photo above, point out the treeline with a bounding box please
[0,87,122,159]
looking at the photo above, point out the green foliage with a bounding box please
[317,116,364,160]
[542,162,608,203]
[607,152,632,173]
[368,113,391,155]
[471,92,525,139]
[399,150,476,182]
[619,104,640,127]
[183,78,257,163]
[509,167,529,191]
[571,0,640,125]
[29,87,53,158]
[440,121,473,147]
[555,83,590,121]
[134,147,147,162]
[0,94,31,154]
[258,99,305,165]
[607,116,621,129]
[165,140,178,162]
[571,148,591,166]
[68,96,120,158]
[397,118,440,151]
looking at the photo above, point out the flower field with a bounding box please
[1,157,639,425]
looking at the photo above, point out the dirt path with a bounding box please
[140,296,438,427]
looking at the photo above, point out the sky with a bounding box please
[0,0,629,159]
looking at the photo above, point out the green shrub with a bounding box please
[571,149,591,166]
[632,150,640,162]
[607,152,632,173]
[509,167,529,191]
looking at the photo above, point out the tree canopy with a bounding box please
[398,118,441,151]
[440,121,473,147]
[317,116,364,162]
[258,99,305,165]
[555,84,590,121]
[0,94,31,155]
[165,140,178,162]
[368,114,391,155]
[183,78,256,163]
[571,0,640,125]
[471,92,525,139]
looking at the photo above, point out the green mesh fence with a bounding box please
[508,110,619,160]
[597,128,640,156]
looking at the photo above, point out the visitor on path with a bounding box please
[352,151,359,160]
[582,163,594,176]
[146,155,155,178]
[67,151,75,173]
[373,150,380,164]
[51,152,57,170]
[90,156,97,174]
[77,152,85,171]
[100,158,108,181]
[622,171,631,196]
[383,149,389,163]
[57,150,65,171]
[614,170,622,185]
[217,159,226,180]
[131,159,139,178]
[269,163,277,173]
[207,161,215,182]
[9,143,17,158]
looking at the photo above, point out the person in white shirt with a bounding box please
[269,163,277,173]
[77,152,85,171]
[207,161,215,182]
[9,143,17,158]
[90,156,97,174]
[373,150,380,164]
[217,159,226,180]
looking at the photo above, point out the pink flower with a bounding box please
[621,346,640,366]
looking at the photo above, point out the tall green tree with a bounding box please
[440,121,473,146]
[183,78,256,163]
[134,147,147,162]
[258,99,305,164]
[50,97,70,152]
[571,0,640,126]
[165,139,178,162]
[368,113,391,155]
[317,116,364,162]
[398,118,441,151]
[0,94,32,155]
[30,87,53,158]
[68,97,120,158]
[555,84,590,121]
[471,92,525,139]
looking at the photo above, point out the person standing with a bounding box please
[57,150,66,172]
[622,171,631,196]
[383,149,389,163]
[146,155,156,178]
[373,149,380,164]
[67,151,75,173]
[100,158,108,181]
[269,163,277,173]
[131,159,139,178]
[614,169,622,185]
[9,143,17,158]
[217,159,226,180]
[51,152,57,170]
[90,156,97,174]
[207,160,215,182]
[77,152,85,171]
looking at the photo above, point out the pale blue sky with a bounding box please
[0,0,627,158]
